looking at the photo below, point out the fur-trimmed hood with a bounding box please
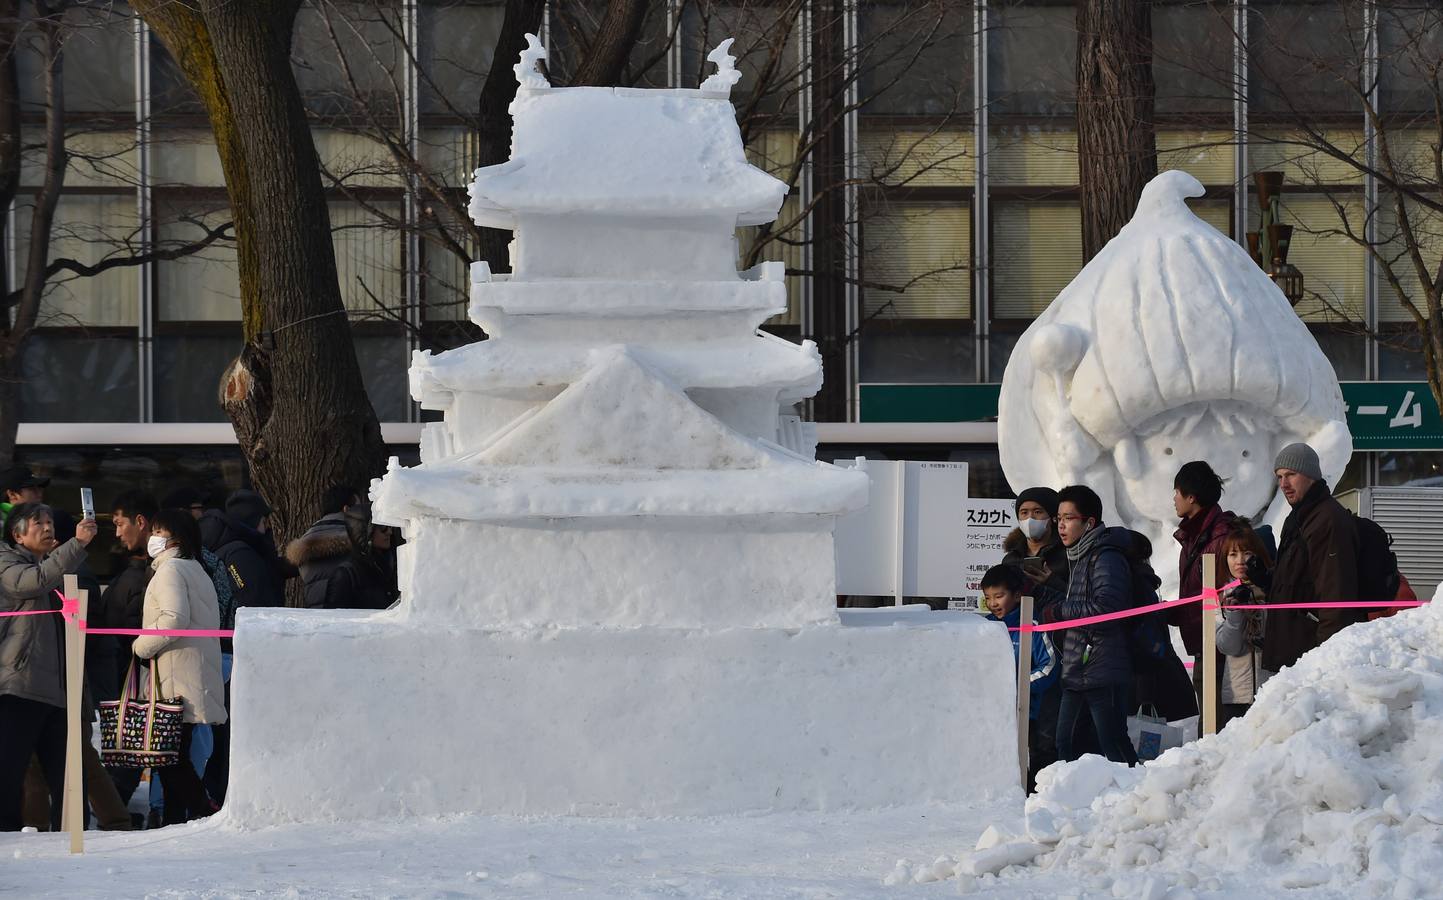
[1003,527,1028,557]
[285,514,353,567]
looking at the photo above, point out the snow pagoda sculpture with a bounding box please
[998,171,1352,600]
[224,37,1012,825]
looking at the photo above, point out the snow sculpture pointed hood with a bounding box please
[998,169,1352,598]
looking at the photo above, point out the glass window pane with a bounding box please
[15,193,141,327]
[155,197,240,322]
[1249,3,1362,115]
[20,331,139,422]
[354,331,409,421]
[1377,194,1443,324]
[421,203,476,323]
[152,130,227,187]
[863,201,971,319]
[859,128,974,187]
[1248,192,1366,322]
[18,3,135,114]
[419,0,504,116]
[991,199,1083,319]
[1153,1,1234,116]
[738,194,805,327]
[1379,5,1443,113]
[332,200,406,318]
[859,0,972,117]
[859,321,975,383]
[154,331,240,422]
[679,3,799,112]
[988,3,1075,118]
[292,2,404,117]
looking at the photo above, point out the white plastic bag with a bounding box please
[1127,706,1185,761]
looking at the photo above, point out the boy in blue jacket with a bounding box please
[981,564,1061,792]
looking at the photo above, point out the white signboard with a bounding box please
[834,460,978,600]
[956,498,1019,612]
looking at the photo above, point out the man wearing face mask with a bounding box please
[1001,487,1069,602]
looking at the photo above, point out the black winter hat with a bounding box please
[226,489,272,530]
[1013,486,1060,519]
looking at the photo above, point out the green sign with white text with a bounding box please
[1341,382,1443,451]
[857,381,1443,451]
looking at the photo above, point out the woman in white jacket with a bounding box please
[132,507,227,824]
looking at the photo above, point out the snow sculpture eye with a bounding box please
[1164,447,1173,456]
[1242,450,1250,458]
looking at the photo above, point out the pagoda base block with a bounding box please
[222,608,1017,825]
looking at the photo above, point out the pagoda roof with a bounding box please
[468,87,788,229]
[374,348,866,522]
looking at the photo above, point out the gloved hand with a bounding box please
[1225,583,1255,605]
[1244,554,1272,592]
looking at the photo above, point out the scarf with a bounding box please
[1065,523,1104,563]
[1277,479,1330,557]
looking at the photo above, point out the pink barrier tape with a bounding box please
[1209,600,1428,611]
[1007,582,1241,634]
[80,625,235,638]
[0,608,60,618]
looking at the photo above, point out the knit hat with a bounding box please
[1013,486,1060,519]
[226,489,272,530]
[1273,442,1322,481]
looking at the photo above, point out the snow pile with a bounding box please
[912,600,1443,896]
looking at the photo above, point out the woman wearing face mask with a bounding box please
[1001,487,1069,602]
[132,508,227,825]
[1214,524,1275,730]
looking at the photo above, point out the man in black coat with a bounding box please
[1048,484,1138,766]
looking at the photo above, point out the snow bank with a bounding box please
[925,602,1443,896]
[225,609,1019,824]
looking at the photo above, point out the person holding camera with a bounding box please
[1215,523,1275,730]
[0,503,98,831]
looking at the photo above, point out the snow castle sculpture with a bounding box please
[223,37,1014,825]
[998,171,1352,599]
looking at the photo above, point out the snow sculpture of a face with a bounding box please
[998,170,1352,597]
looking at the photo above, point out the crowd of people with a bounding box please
[983,442,1411,791]
[0,470,400,832]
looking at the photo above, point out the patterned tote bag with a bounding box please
[99,658,184,769]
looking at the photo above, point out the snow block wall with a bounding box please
[223,36,1017,826]
[997,171,1353,600]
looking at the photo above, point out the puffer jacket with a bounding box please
[0,539,88,708]
[286,513,353,609]
[132,548,227,724]
[1049,527,1134,691]
[1171,504,1237,655]
[1262,481,1360,672]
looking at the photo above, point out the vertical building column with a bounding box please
[973,0,990,383]
[807,0,852,422]
[666,0,684,88]
[1232,0,1249,246]
[798,0,815,358]
[134,13,154,423]
[403,0,422,424]
[842,0,860,420]
[1363,0,1380,383]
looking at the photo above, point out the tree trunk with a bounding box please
[569,0,649,87]
[1076,0,1157,261]
[135,1,386,590]
[474,0,545,276]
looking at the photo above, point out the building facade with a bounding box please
[12,1,1443,519]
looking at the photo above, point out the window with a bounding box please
[679,2,800,114]
[1249,2,1363,116]
[419,0,504,117]
[20,332,139,422]
[859,0,972,117]
[16,193,141,327]
[292,2,404,118]
[1261,192,1366,323]
[154,331,240,422]
[739,194,806,328]
[1376,194,1443,325]
[1377,4,1443,114]
[18,3,135,115]
[155,198,240,322]
[991,198,1082,320]
[988,2,1076,119]
[863,201,970,319]
[1153,1,1234,117]
[331,200,406,318]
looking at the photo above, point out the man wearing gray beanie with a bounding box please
[1261,442,1360,671]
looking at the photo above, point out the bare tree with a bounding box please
[0,2,232,469]
[304,0,977,421]
[132,0,388,574]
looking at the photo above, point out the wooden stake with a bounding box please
[1016,594,1033,788]
[1202,554,1218,738]
[61,574,87,854]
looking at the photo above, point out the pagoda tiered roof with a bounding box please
[467,87,788,229]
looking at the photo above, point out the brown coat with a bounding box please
[1261,483,1360,672]
[1171,505,1236,656]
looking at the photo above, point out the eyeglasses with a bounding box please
[1053,514,1086,524]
